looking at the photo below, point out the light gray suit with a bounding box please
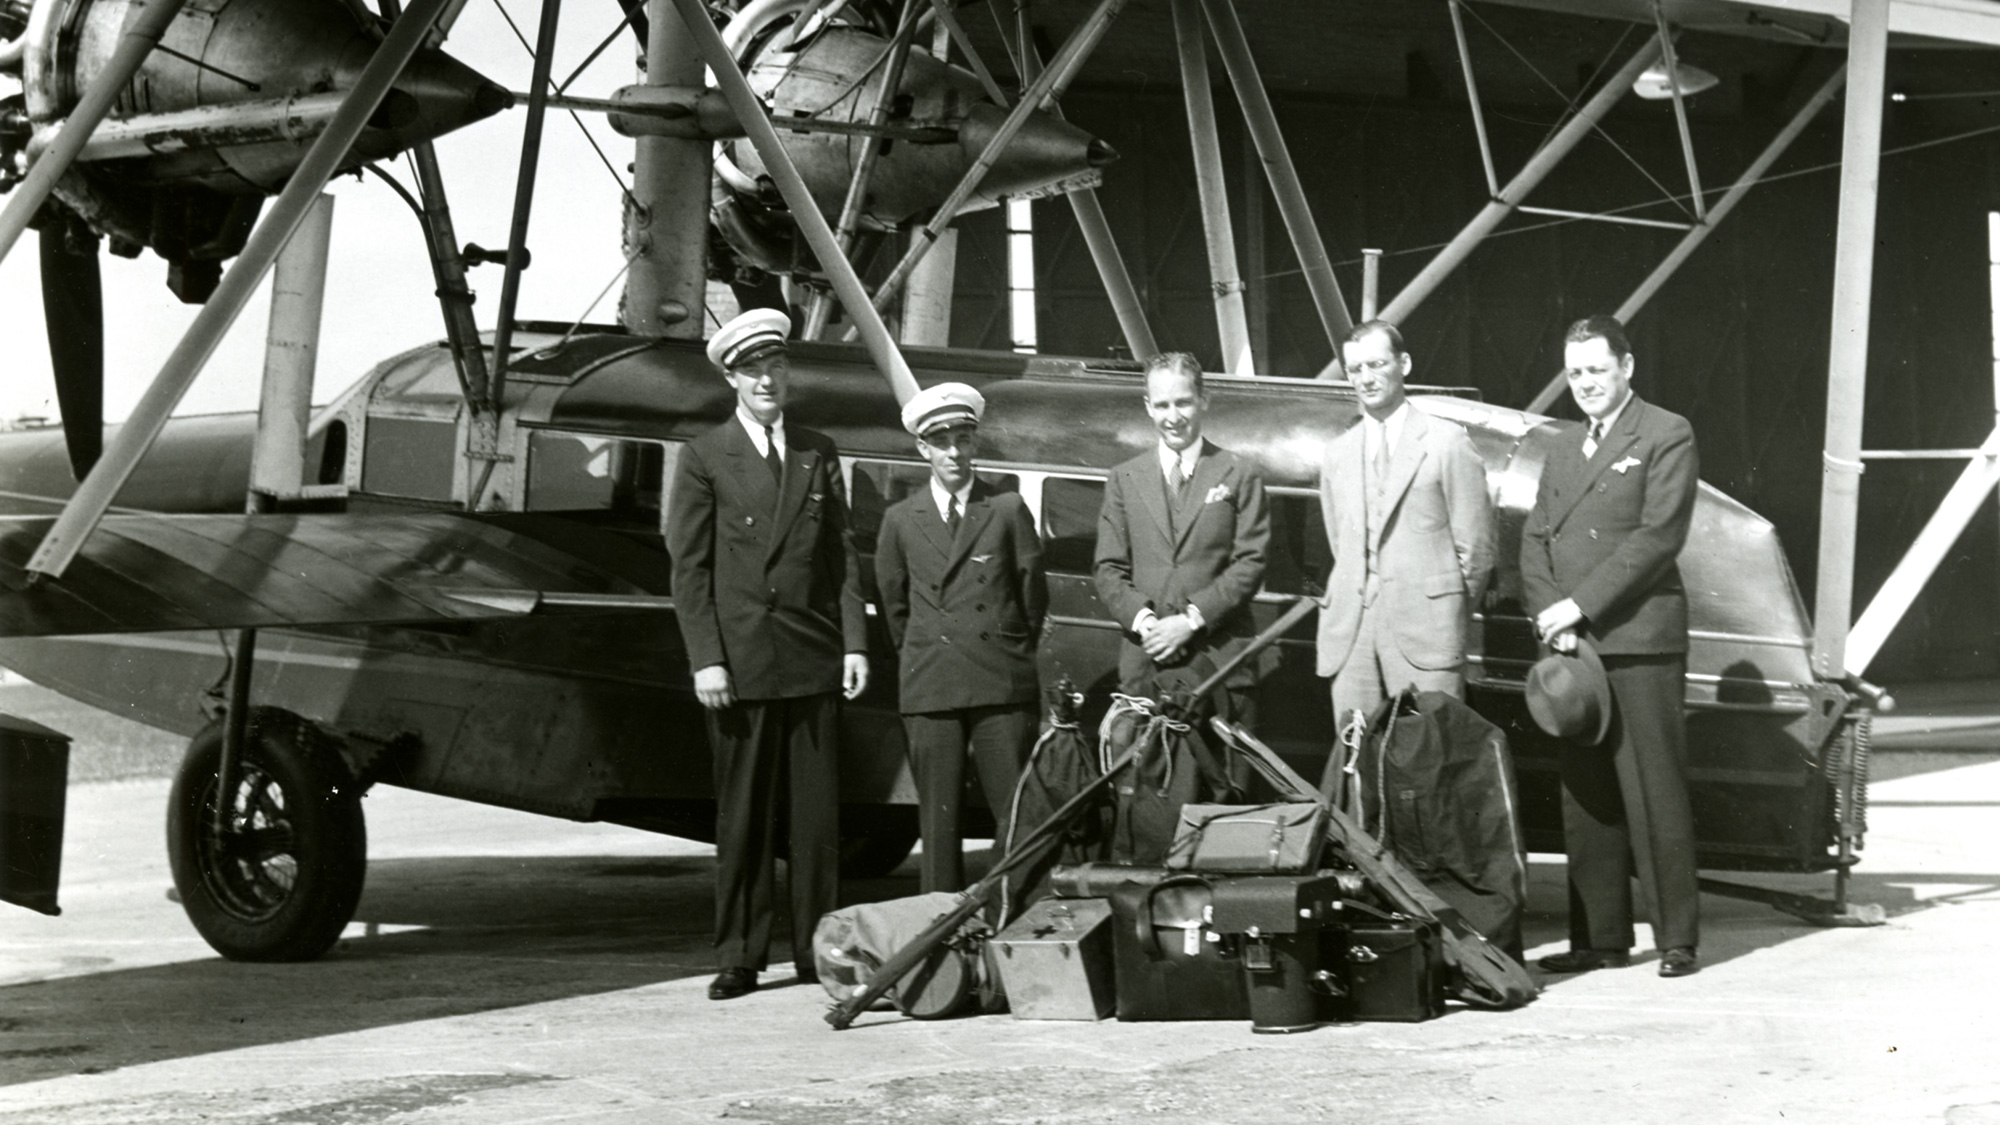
[1317,404,1494,719]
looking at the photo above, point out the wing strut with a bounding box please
[23,0,460,581]
[1524,64,1847,415]
[1172,0,1251,376]
[966,1,1159,361]
[1368,37,1663,336]
[485,0,566,414]
[1810,0,1892,679]
[668,0,921,403]
[0,0,193,268]
[801,0,925,341]
[1197,0,1351,370]
[842,0,1126,334]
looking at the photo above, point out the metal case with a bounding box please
[991,897,1116,1021]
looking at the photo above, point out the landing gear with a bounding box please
[167,710,367,961]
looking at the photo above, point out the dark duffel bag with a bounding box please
[1108,874,1249,1022]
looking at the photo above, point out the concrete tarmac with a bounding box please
[1,686,1997,1124]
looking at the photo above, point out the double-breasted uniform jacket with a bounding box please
[1094,440,1271,689]
[1520,395,1699,654]
[875,481,1048,713]
[1316,405,1494,678]
[667,418,870,700]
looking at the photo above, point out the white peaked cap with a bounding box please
[901,382,985,436]
[706,307,792,370]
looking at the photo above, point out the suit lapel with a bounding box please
[915,487,953,561]
[718,419,780,525]
[943,481,992,577]
[1370,411,1430,551]
[1550,397,1646,531]
[767,427,817,561]
[1173,442,1224,552]
[1131,456,1173,546]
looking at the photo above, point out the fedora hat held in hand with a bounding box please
[1525,637,1614,747]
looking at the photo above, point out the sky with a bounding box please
[0,0,642,424]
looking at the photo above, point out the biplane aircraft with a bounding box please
[4,0,1989,961]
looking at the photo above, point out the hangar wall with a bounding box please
[949,77,2000,684]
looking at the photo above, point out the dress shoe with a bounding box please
[1658,948,1699,978]
[1536,948,1631,974]
[708,968,759,1000]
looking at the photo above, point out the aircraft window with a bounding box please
[525,431,663,520]
[361,416,456,500]
[1040,476,1104,575]
[849,460,1019,545]
[314,420,347,486]
[1264,492,1329,596]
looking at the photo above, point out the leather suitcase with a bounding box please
[1109,874,1249,1021]
[991,897,1117,1021]
[1323,904,1446,1023]
[1208,874,1347,1033]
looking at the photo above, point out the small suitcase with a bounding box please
[1109,874,1249,1021]
[1208,874,1347,1033]
[1324,902,1446,1023]
[991,897,1117,1021]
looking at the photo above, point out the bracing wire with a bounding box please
[490,0,636,207]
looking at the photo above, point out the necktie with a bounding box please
[946,496,961,537]
[763,425,782,482]
[1166,456,1186,498]
[1583,421,1603,459]
[1373,428,1390,491]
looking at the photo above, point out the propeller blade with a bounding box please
[39,221,105,481]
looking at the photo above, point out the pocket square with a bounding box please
[1203,483,1231,504]
[1611,457,1641,474]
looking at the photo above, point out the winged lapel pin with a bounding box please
[1612,456,1641,474]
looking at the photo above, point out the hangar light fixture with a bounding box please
[1633,61,1719,100]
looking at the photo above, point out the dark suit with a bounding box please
[668,415,868,973]
[1521,394,1701,954]
[876,481,1047,892]
[1095,440,1269,786]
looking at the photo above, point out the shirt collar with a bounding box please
[1158,439,1203,479]
[930,474,974,520]
[1364,400,1411,448]
[736,406,785,452]
[1588,391,1633,438]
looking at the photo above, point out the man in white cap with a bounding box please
[667,307,871,1001]
[873,382,1047,895]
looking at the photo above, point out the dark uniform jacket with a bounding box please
[667,417,869,700]
[1094,440,1270,688]
[1520,395,1699,656]
[875,481,1047,714]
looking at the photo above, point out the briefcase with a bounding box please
[1208,874,1347,1034]
[1325,902,1446,1023]
[991,897,1117,1021]
[1108,874,1249,1021]
[1167,802,1326,874]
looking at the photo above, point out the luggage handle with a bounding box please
[1137,873,1213,960]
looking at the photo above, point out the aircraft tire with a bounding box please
[167,710,368,962]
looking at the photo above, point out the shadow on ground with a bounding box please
[0,849,921,1087]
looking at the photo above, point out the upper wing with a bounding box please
[0,510,671,637]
